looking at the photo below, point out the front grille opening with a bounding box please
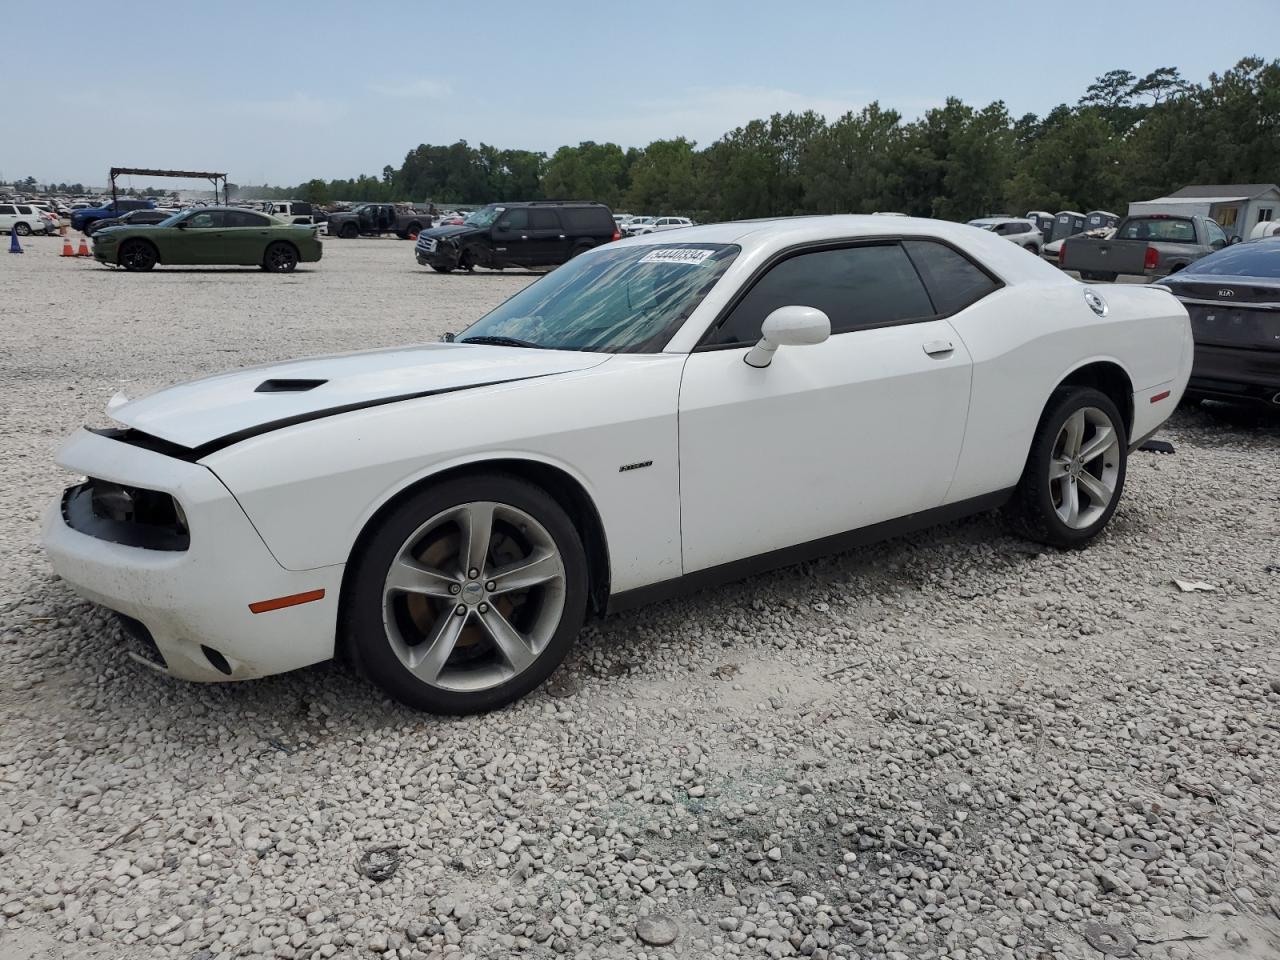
[62,479,190,551]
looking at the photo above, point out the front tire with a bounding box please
[263,241,299,272]
[340,223,358,239]
[1007,386,1127,548]
[118,239,158,272]
[344,474,588,714]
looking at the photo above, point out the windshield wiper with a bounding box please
[458,335,545,349]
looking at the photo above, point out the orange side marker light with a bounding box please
[249,589,326,614]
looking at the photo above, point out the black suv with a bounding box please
[414,201,618,272]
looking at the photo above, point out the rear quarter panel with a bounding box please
[945,282,1190,502]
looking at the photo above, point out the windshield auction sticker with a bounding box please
[639,248,714,265]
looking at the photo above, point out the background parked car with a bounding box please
[263,201,320,225]
[92,207,323,272]
[1061,213,1229,281]
[628,216,694,235]
[967,217,1043,253]
[1157,236,1280,407]
[71,198,156,234]
[326,203,430,239]
[86,208,176,236]
[0,203,51,235]
[415,201,618,273]
[621,216,655,236]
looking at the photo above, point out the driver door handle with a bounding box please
[923,340,954,357]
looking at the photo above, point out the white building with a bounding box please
[1128,183,1280,239]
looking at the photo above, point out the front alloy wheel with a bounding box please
[118,240,157,272]
[346,474,587,713]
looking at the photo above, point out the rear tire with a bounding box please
[263,241,298,272]
[15,222,30,237]
[1006,386,1127,548]
[118,239,158,272]
[343,473,588,714]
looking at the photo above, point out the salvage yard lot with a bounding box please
[1,240,1278,959]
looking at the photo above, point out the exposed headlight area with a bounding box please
[61,478,190,551]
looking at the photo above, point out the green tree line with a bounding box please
[31,57,1276,220]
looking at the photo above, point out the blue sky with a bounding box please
[5,0,1275,187]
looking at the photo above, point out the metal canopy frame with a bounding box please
[109,167,228,206]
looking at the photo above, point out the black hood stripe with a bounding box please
[98,374,551,461]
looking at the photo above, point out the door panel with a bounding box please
[524,209,568,264]
[677,321,972,573]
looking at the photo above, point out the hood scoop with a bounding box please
[255,378,328,393]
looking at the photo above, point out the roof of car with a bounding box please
[493,200,609,208]
[612,214,1070,288]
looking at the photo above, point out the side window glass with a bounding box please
[1205,220,1227,245]
[902,239,999,314]
[711,243,934,346]
[499,209,529,230]
[529,209,560,230]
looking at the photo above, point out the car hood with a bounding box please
[109,343,610,451]
[419,224,478,241]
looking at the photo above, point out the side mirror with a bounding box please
[1210,238,1226,250]
[176,220,188,229]
[744,306,831,368]
[1228,235,1243,245]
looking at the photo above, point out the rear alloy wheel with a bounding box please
[118,240,157,272]
[1008,386,1127,547]
[346,474,588,714]
[15,222,31,237]
[263,242,298,272]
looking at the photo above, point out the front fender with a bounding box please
[201,355,688,594]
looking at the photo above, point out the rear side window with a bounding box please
[1118,218,1195,242]
[709,242,935,346]
[225,211,270,227]
[902,240,1000,315]
[528,209,561,229]
[562,206,612,233]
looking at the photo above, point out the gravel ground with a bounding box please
[1,238,1278,960]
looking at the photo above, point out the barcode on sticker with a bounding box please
[638,248,713,265]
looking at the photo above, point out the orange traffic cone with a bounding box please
[76,237,91,257]
[61,236,76,257]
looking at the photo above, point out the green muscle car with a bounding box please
[92,207,323,272]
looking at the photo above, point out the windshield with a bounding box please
[464,206,502,227]
[1178,239,1280,278]
[459,243,741,353]
[157,210,188,227]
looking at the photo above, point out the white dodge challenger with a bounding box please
[44,216,1192,713]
